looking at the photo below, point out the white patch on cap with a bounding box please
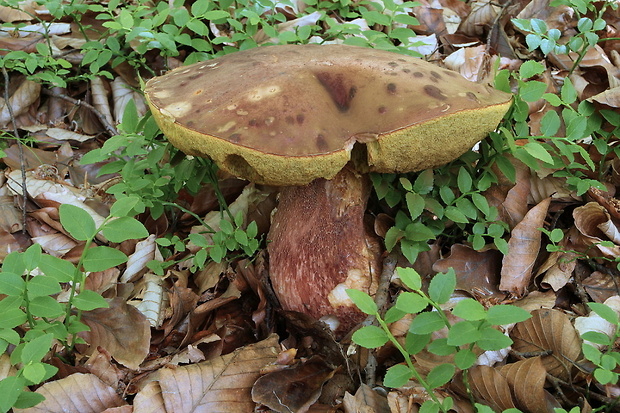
[216,120,237,133]
[161,101,192,118]
[154,90,172,99]
[247,85,281,102]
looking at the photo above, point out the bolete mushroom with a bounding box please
[144,44,512,335]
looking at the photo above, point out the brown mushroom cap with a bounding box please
[145,44,512,186]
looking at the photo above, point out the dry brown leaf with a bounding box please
[572,202,620,257]
[121,234,156,283]
[432,244,504,298]
[582,271,619,303]
[511,309,581,381]
[134,334,280,412]
[0,192,21,233]
[459,0,500,36]
[111,77,147,123]
[131,381,166,412]
[18,373,126,413]
[79,297,151,370]
[497,357,557,413]
[0,78,40,127]
[537,249,578,291]
[344,384,391,413]
[500,198,551,297]
[0,5,32,22]
[461,365,517,411]
[589,85,620,107]
[90,77,114,126]
[252,356,335,413]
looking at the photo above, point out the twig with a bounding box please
[2,66,28,233]
[41,88,118,136]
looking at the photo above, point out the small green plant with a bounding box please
[580,302,620,385]
[495,60,610,197]
[512,0,617,73]
[0,196,148,412]
[347,267,531,413]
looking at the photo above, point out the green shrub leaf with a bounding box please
[102,217,149,243]
[351,325,388,348]
[346,289,378,315]
[83,246,127,272]
[59,204,97,241]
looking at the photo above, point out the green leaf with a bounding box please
[452,298,486,321]
[26,276,61,298]
[560,78,577,104]
[405,192,424,220]
[59,204,97,241]
[110,196,143,217]
[519,60,545,78]
[454,348,477,369]
[190,0,209,16]
[351,325,389,348]
[457,167,472,193]
[486,305,532,325]
[83,246,127,272]
[523,141,554,164]
[72,290,109,311]
[0,302,27,328]
[519,80,547,102]
[409,311,445,334]
[413,170,434,194]
[428,269,456,304]
[119,8,134,29]
[426,363,455,388]
[0,273,25,296]
[384,306,407,323]
[427,338,457,356]
[476,326,513,350]
[395,292,428,314]
[28,296,64,318]
[447,321,481,346]
[0,376,25,412]
[204,10,230,20]
[102,217,149,243]
[21,333,53,364]
[405,332,431,355]
[540,110,561,136]
[346,289,377,315]
[383,364,412,388]
[594,368,617,385]
[38,255,76,283]
[588,303,619,325]
[444,206,468,224]
[397,267,422,290]
[22,244,42,272]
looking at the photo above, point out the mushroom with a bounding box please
[144,44,513,335]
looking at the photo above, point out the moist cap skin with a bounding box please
[145,44,512,186]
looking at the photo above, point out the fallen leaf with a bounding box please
[511,309,581,381]
[18,373,126,412]
[133,334,280,412]
[79,297,151,370]
[252,356,335,413]
[500,198,551,297]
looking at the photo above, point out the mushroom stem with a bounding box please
[267,165,382,335]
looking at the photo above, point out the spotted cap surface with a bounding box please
[145,44,512,186]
